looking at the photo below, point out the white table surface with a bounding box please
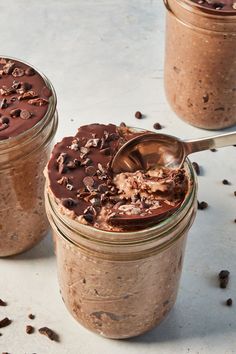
[1,1,236,353]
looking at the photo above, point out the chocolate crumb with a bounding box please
[0,317,11,328]
[120,122,126,127]
[26,325,34,334]
[28,314,35,320]
[219,270,230,289]
[38,327,59,342]
[234,191,236,197]
[153,122,162,130]
[192,162,200,176]
[197,201,208,210]
[135,111,142,119]
[62,198,77,209]
[0,117,9,125]
[210,148,217,152]
[222,179,230,185]
[0,299,7,306]
[12,67,25,77]
[226,298,233,306]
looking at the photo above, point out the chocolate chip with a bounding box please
[0,98,8,109]
[0,317,11,328]
[192,162,200,175]
[38,327,59,342]
[0,117,9,124]
[226,298,233,306]
[85,166,97,176]
[90,197,102,207]
[98,184,109,193]
[83,176,94,190]
[20,109,32,120]
[28,314,35,320]
[0,299,7,306]
[135,111,142,119]
[153,122,162,130]
[26,325,34,334]
[66,160,80,169]
[12,80,21,89]
[12,67,25,77]
[10,109,21,118]
[219,270,230,289]
[25,67,36,76]
[62,198,77,209]
[222,179,230,185]
[28,98,48,106]
[120,122,126,127]
[197,201,208,210]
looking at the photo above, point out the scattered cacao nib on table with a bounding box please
[134,111,143,119]
[226,298,233,306]
[0,317,11,328]
[192,162,200,176]
[153,122,162,130]
[222,179,230,185]
[0,299,7,306]
[28,313,35,320]
[39,327,59,342]
[210,148,217,152]
[26,325,34,334]
[219,270,230,289]
[197,201,208,210]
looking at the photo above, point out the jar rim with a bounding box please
[0,55,57,152]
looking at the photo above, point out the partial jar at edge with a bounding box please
[0,57,58,257]
[45,159,197,339]
[164,0,236,130]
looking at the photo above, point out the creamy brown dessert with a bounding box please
[164,0,236,130]
[47,123,189,231]
[45,123,197,339]
[0,57,57,257]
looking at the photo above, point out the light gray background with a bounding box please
[0,1,236,353]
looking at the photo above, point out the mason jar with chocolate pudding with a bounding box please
[45,123,197,339]
[164,0,236,130]
[0,57,58,257]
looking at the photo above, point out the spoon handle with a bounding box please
[183,131,236,155]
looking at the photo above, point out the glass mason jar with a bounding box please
[164,0,236,130]
[45,158,197,339]
[0,57,58,257]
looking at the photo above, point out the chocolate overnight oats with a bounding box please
[0,57,57,257]
[45,123,197,338]
[164,0,236,130]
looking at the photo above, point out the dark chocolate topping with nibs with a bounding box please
[0,57,52,140]
[47,124,189,231]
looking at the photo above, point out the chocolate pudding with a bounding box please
[164,0,236,130]
[45,123,197,338]
[0,57,57,257]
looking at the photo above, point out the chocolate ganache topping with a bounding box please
[0,57,51,140]
[47,124,189,231]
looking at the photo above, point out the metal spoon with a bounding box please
[109,131,236,228]
[111,131,236,173]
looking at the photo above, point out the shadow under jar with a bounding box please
[45,160,197,339]
[164,0,236,130]
[0,57,58,257]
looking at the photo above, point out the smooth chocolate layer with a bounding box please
[0,57,51,139]
[191,0,236,11]
[47,124,189,231]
